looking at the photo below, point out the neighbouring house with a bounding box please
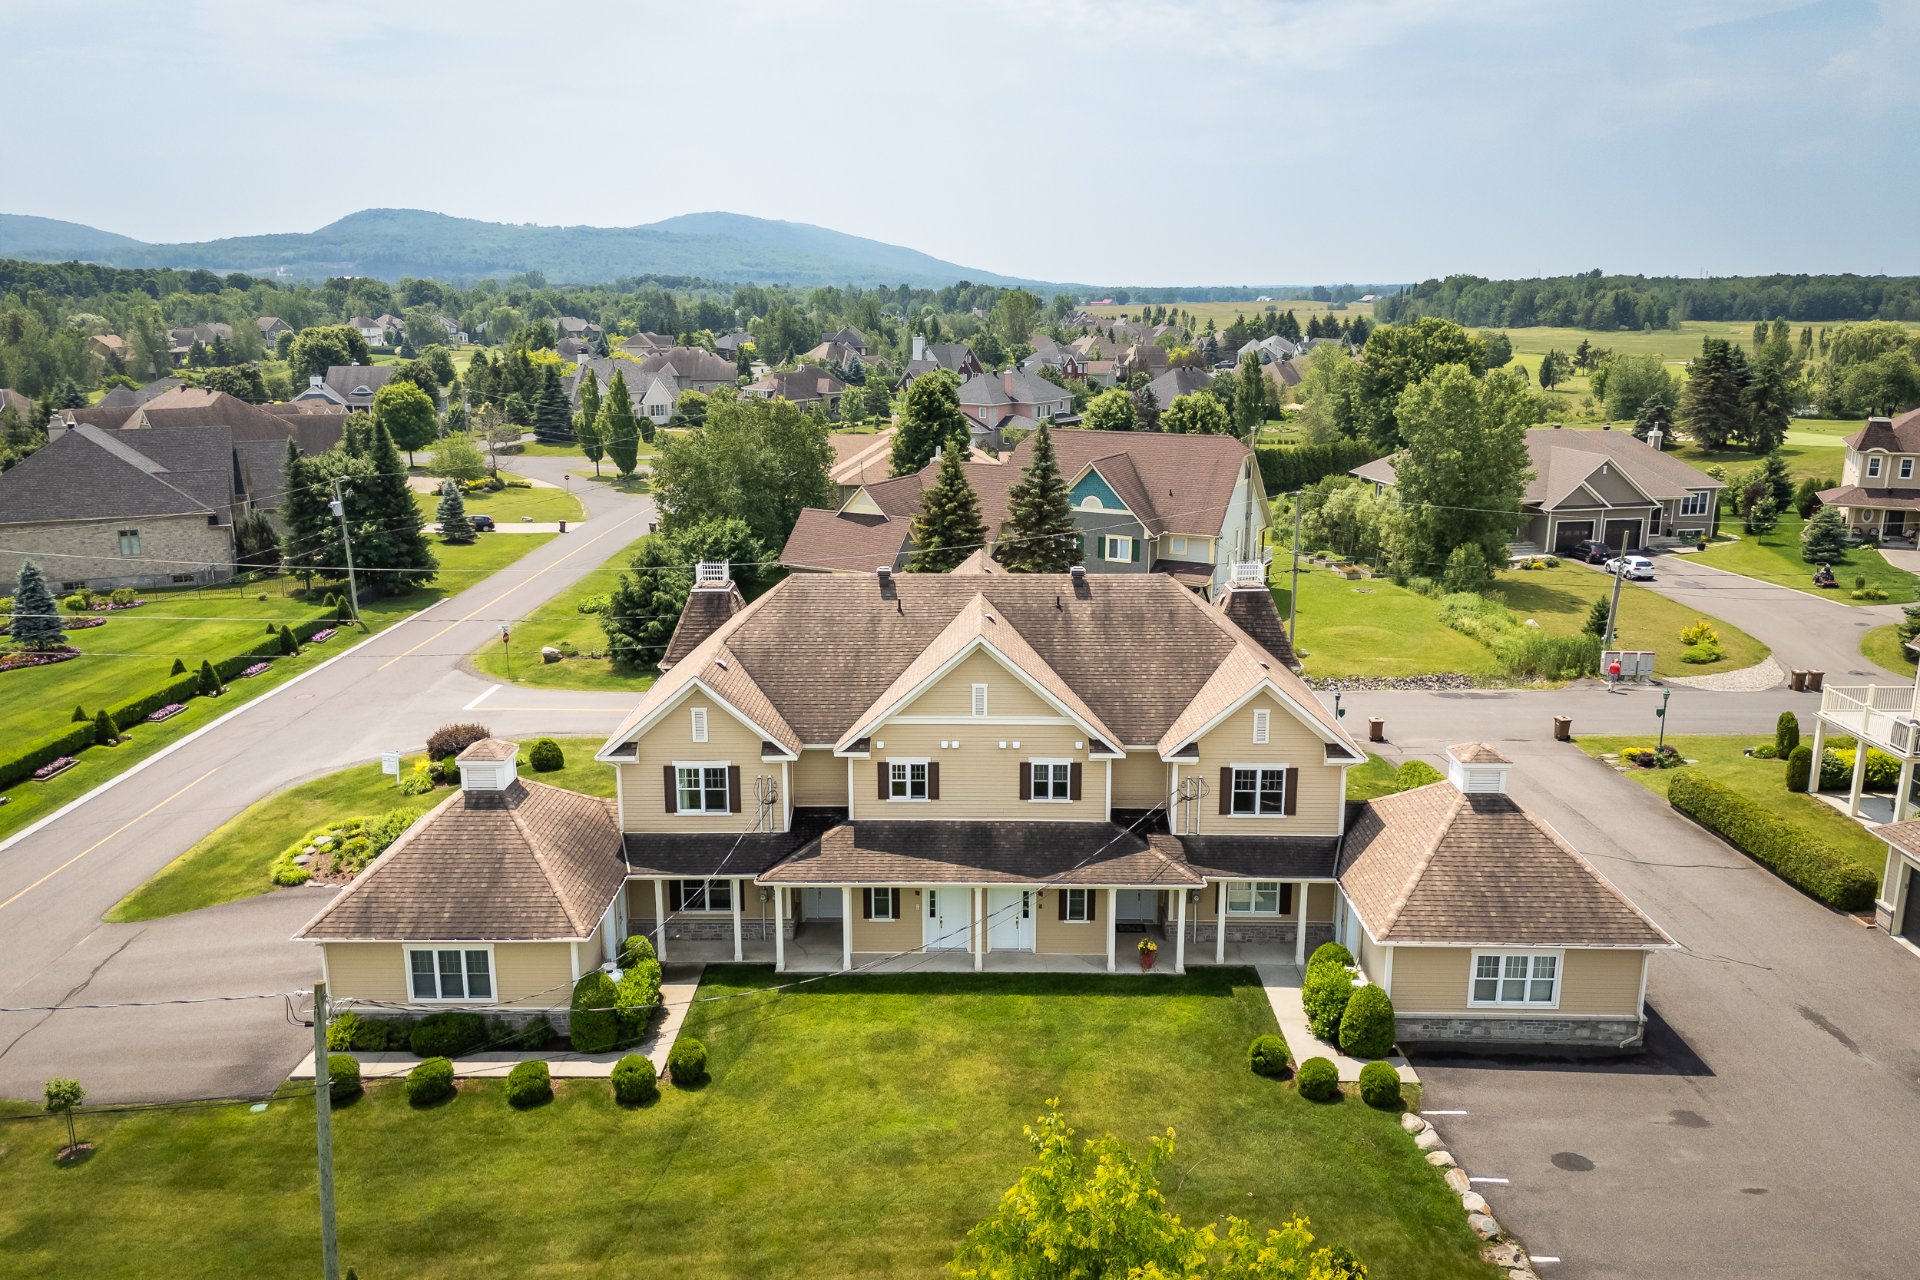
[167,322,234,366]
[620,331,677,357]
[633,346,738,394]
[822,428,1003,506]
[1022,339,1085,381]
[714,330,753,360]
[1117,342,1170,380]
[93,377,183,410]
[1263,359,1302,396]
[434,314,467,345]
[1814,410,1920,545]
[566,357,677,428]
[1354,425,1725,556]
[86,333,130,367]
[1,387,35,420]
[555,337,594,362]
[954,367,1076,451]
[824,326,868,356]
[1145,366,1214,410]
[781,427,1271,596]
[555,316,603,343]
[296,572,1669,1053]
[291,363,397,413]
[1872,795,1920,955]
[898,335,983,389]
[1808,633,1920,832]
[745,367,847,413]
[803,340,866,370]
[256,316,292,346]
[348,316,388,348]
[1239,335,1301,365]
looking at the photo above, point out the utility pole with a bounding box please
[1288,490,1303,648]
[328,475,360,626]
[1601,555,1628,647]
[312,981,341,1280]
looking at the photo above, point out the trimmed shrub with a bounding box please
[1819,749,1849,791]
[667,1036,708,1085]
[1296,1056,1340,1102]
[71,704,86,722]
[347,1016,396,1052]
[1831,748,1901,791]
[505,1060,552,1109]
[326,1012,364,1051]
[327,1053,362,1104]
[62,593,88,612]
[1358,1060,1402,1109]
[1247,1033,1291,1078]
[1680,642,1723,664]
[616,959,664,1042]
[278,624,299,655]
[1306,941,1353,973]
[1679,620,1719,648]
[1302,962,1354,1041]
[426,722,492,760]
[1775,712,1800,757]
[619,934,657,968]
[527,737,565,772]
[611,1054,660,1106]
[1337,984,1397,1060]
[405,1056,455,1106]
[170,657,187,676]
[1751,744,1778,759]
[93,709,119,746]
[1785,744,1813,793]
[408,1010,487,1059]
[1393,759,1443,790]
[569,971,620,1053]
[1668,769,1877,910]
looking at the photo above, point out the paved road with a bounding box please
[0,453,651,1102]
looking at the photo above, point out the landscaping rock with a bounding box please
[292,854,312,867]
[1467,1213,1501,1241]
[315,835,333,847]
[541,646,562,664]
[1425,1150,1456,1168]
[1445,1168,1471,1196]
[1460,1191,1488,1215]
[1414,1127,1442,1151]
[1400,1112,1430,1135]
[1509,1269,1539,1280]
[1483,1241,1528,1270]
[1306,674,1481,692]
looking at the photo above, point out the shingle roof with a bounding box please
[1336,781,1672,947]
[296,781,626,942]
[1163,833,1342,880]
[747,368,846,402]
[0,423,228,524]
[636,347,736,384]
[1448,742,1510,765]
[1816,484,1920,510]
[760,821,1205,887]
[1844,409,1920,453]
[661,583,746,670]
[1146,366,1215,406]
[1217,585,1297,666]
[1356,428,1723,508]
[780,507,911,573]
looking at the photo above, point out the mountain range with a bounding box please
[0,208,1073,290]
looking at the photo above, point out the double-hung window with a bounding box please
[866,887,900,920]
[889,760,929,800]
[1868,454,1885,479]
[1229,766,1287,816]
[677,879,733,912]
[408,947,493,1002]
[675,765,729,813]
[1102,535,1134,563]
[1225,880,1288,915]
[1061,888,1093,922]
[1904,459,1915,481]
[1470,951,1560,1006]
[1030,760,1072,801]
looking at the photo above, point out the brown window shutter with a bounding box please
[861,889,871,919]
[667,880,684,911]
[1218,767,1232,815]
[1087,889,1097,923]
[1057,890,1068,921]
[729,765,743,813]
[1282,883,1296,915]
[877,762,889,800]
[927,762,940,800]
[663,765,678,814]
[1283,767,1299,816]
[1018,763,1031,800]
[1069,763,1083,801]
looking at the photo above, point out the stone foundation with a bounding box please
[1396,1014,1645,1052]
[1187,920,1335,951]
[662,917,796,942]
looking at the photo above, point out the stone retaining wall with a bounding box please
[664,917,796,942]
[1396,1014,1644,1051]
[1187,920,1335,950]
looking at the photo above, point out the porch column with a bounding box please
[1105,888,1117,973]
[730,878,744,962]
[1215,880,1227,964]
[1295,882,1309,966]
[1899,759,1917,824]
[973,887,984,972]
[653,878,668,963]
[1173,889,1187,974]
[1808,717,1826,791]
[841,886,855,972]
[1850,740,1870,816]
[773,886,786,973]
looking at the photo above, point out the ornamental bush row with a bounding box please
[1668,769,1877,910]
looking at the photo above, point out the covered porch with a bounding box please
[1812,681,1920,820]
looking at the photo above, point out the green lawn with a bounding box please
[0,968,1496,1280]
[1861,625,1917,676]
[1691,513,1919,603]
[470,534,659,694]
[411,475,585,526]
[107,737,612,922]
[1576,734,1887,882]
[1497,563,1768,677]
[1273,569,1500,679]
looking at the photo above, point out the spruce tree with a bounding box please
[891,369,969,475]
[993,423,1077,573]
[198,659,221,696]
[10,560,65,649]
[907,442,988,572]
[352,424,437,594]
[94,709,118,745]
[278,440,338,592]
[1755,451,1794,516]
[534,364,572,440]
[1741,357,1791,454]
[1800,504,1850,563]
[436,479,474,543]
[1680,337,1747,450]
[602,371,640,476]
[574,372,602,464]
[600,538,689,669]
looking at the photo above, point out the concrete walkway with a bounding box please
[1254,963,1417,1084]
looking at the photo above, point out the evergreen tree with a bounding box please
[1582,596,1611,637]
[278,624,299,655]
[1680,337,1747,450]
[279,439,337,590]
[891,370,969,475]
[1754,451,1794,516]
[1741,356,1791,454]
[600,538,689,669]
[93,709,118,746]
[1631,389,1674,442]
[575,372,602,454]
[1233,350,1268,435]
[534,364,572,440]
[353,424,437,594]
[907,441,988,572]
[10,560,65,649]
[55,377,87,410]
[436,480,474,543]
[198,659,221,696]
[1744,493,1780,535]
[1800,504,1850,563]
[505,391,532,426]
[993,423,1077,573]
[602,371,641,476]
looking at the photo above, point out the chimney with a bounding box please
[1003,368,1016,396]
[456,737,519,793]
[309,375,324,388]
[694,560,731,590]
[877,566,892,585]
[1867,415,1893,431]
[1647,426,1665,451]
[1070,565,1087,583]
[911,334,925,362]
[1444,743,1511,795]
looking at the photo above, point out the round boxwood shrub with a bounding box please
[611,1053,659,1106]
[1247,1033,1291,1078]
[405,1056,455,1106]
[1296,1056,1340,1102]
[527,737,565,772]
[1357,1060,1402,1109]
[1306,941,1353,973]
[1337,984,1397,1060]
[667,1036,708,1086]
[1301,962,1354,1041]
[619,934,657,968]
[569,970,620,1053]
[327,1053,362,1104]
[409,1010,486,1059]
[505,1060,552,1109]
[1785,744,1812,793]
[1393,759,1443,790]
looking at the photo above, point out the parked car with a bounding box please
[469,514,496,532]
[1567,538,1614,564]
[1603,554,1656,581]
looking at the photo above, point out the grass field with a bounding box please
[1083,299,1376,330]
[106,736,612,922]
[1497,563,1768,678]
[1575,734,1887,883]
[0,968,1496,1280]
[1860,625,1917,676]
[470,534,658,693]
[1691,514,1918,603]
[1274,569,1500,679]
[411,476,585,526]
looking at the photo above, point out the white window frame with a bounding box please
[1169,535,1187,556]
[1079,495,1103,510]
[1225,880,1286,916]
[868,887,900,921]
[1030,759,1073,802]
[404,944,495,1003]
[971,683,988,717]
[1904,459,1915,481]
[117,529,140,557]
[690,707,709,743]
[1678,491,1710,517]
[674,761,730,814]
[1252,709,1270,745]
[1867,454,1885,478]
[1102,534,1133,563]
[1228,764,1288,817]
[1468,948,1563,1008]
[676,879,734,913]
[888,758,930,801]
[1062,887,1093,923]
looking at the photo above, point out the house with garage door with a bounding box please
[296,565,1673,1052]
[1354,425,1724,556]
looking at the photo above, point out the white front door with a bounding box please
[801,888,842,920]
[924,887,969,950]
[987,887,1034,952]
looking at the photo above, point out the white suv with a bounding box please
[1603,554,1655,581]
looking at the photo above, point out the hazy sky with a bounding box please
[4,0,1913,285]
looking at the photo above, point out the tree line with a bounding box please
[1381,270,1920,330]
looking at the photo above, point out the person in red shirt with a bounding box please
[1608,656,1623,692]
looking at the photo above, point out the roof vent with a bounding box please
[1070,565,1086,582]
[455,738,518,792]
[694,560,730,589]
[877,566,892,584]
[1444,743,1512,795]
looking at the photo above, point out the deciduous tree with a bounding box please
[1086,387,1139,432]
[651,394,833,550]
[373,379,438,465]
[1160,391,1230,435]
[1389,365,1533,579]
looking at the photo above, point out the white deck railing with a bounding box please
[1820,684,1920,757]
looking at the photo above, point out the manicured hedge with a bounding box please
[1668,769,1878,910]
[1358,1060,1402,1109]
[1302,960,1355,1041]
[1306,941,1353,973]
[1337,984,1397,1060]
[667,1036,708,1085]
[327,1053,362,1104]
[0,720,95,789]
[1296,1056,1340,1102]
[1784,744,1812,793]
[505,1060,552,1109]
[409,1011,487,1059]
[1256,440,1380,494]
[405,1056,455,1106]
[569,971,620,1053]
[611,1054,659,1106]
[1247,1033,1291,1078]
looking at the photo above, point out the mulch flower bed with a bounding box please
[310,628,337,643]
[0,647,81,673]
[147,703,186,723]
[0,617,102,639]
[34,757,77,781]
[89,599,147,611]
[239,661,272,678]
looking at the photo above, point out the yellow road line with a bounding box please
[0,767,219,912]
[375,509,650,673]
